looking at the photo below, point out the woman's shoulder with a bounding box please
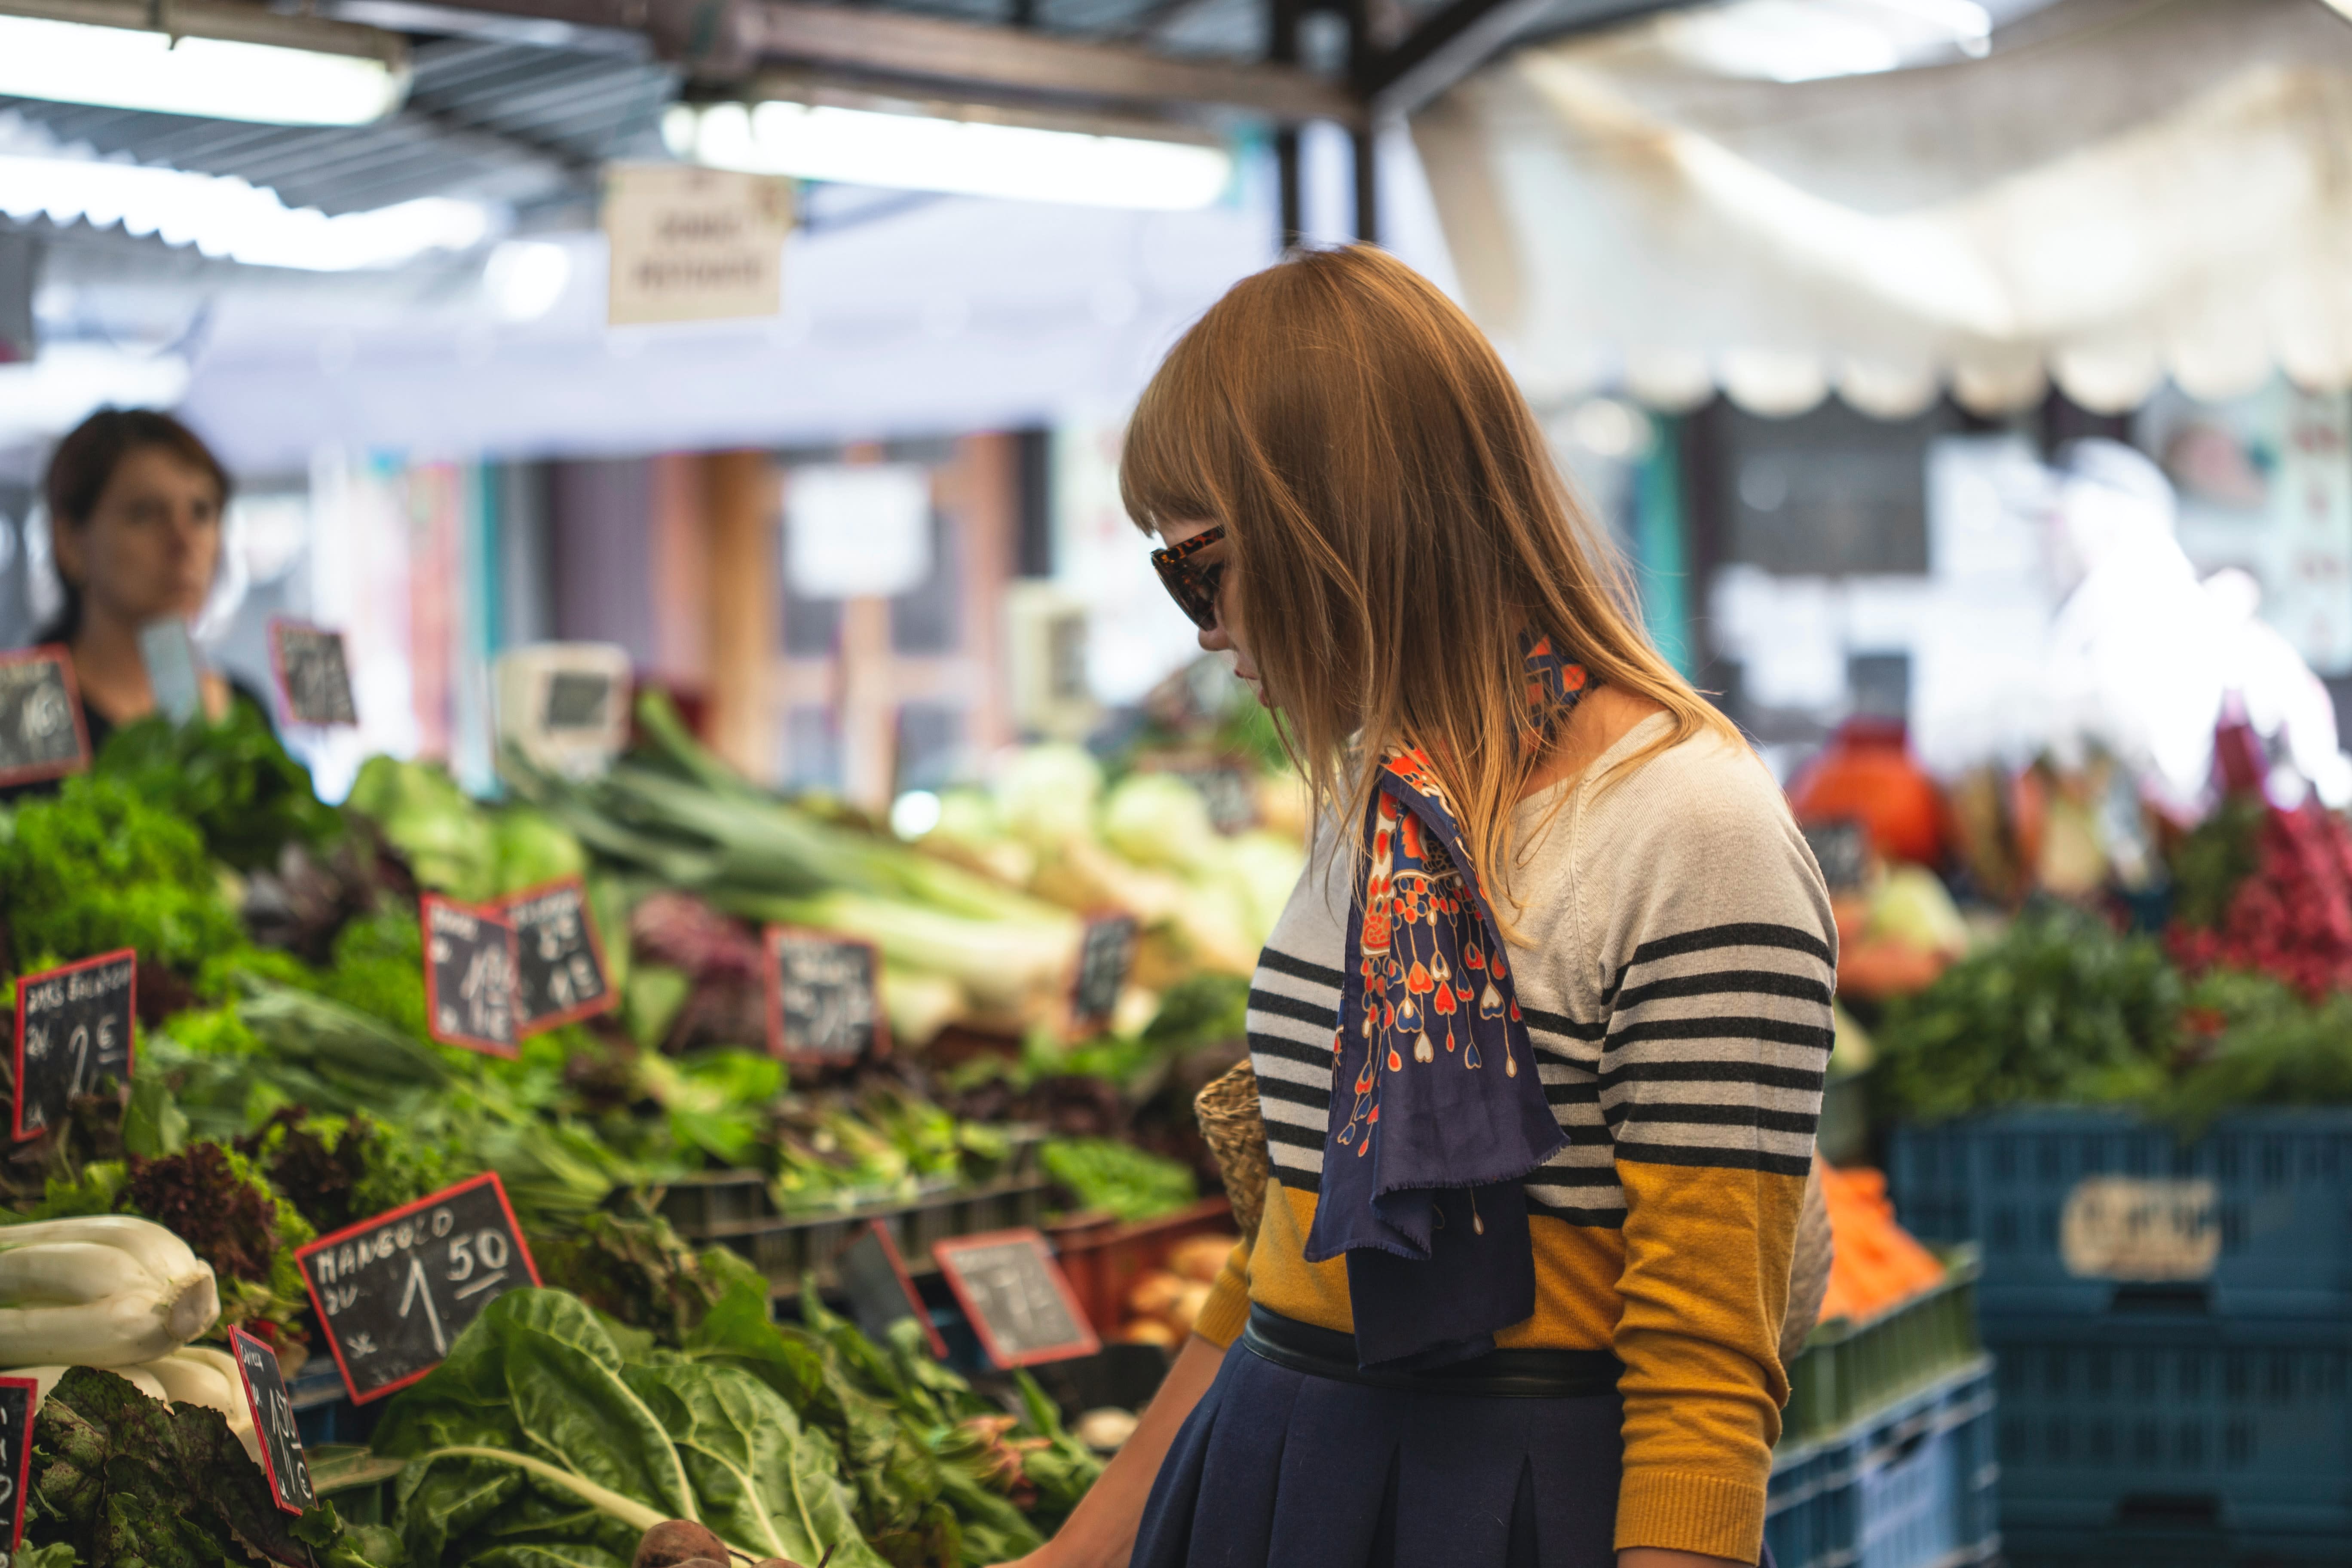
[1596,712,1784,818]
[1582,714,1820,885]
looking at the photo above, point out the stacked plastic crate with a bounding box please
[1891,1109,2352,1566]
[1764,1252,2001,1568]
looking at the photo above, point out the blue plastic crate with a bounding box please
[2002,1524,2352,1567]
[290,1357,379,1449]
[1986,1310,2352,1540]
[1888,1109,2352,1317]
[1765,1357,2000,1568]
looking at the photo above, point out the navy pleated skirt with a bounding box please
[1131,1326,1628,1568]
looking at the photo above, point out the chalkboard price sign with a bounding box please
[0,1374,35,1551]
[1801,818,1870,894]
[1069,913,1138,1036]
[836,1221,945,1359]
[297,1172,539,1403]
[763,927,885,1066]
[542,670,614,731]
[12,949,136,1142]
[229,1326,314,1516]
[270,620,358,728]
[507,879,614,1034]
[932,1229,1098,1369]
[0,646,89,788]
[422,896,521,1056]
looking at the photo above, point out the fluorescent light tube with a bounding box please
[0,1,408,126]
[670,100,1232,211]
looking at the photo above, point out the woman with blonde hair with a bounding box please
[1004,246,1831,1568]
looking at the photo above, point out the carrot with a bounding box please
[1816,1164,1945,1323]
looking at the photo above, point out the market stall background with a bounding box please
[2,0,2352,1565]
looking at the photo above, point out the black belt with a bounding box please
[1238,1306,1622,1399]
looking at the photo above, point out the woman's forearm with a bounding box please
[1000,1332,1226,1568]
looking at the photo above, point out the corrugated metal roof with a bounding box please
[0,35,678,217]
[0,0,1415,226]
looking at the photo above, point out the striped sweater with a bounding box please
[1191,715,1836,1565]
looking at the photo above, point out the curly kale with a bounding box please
[241,1109,452,1237]
[93,705,342,873]
[119,1140,315,1338]
[0,776,243,975]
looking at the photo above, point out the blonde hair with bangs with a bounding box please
[1120,244,1741,936]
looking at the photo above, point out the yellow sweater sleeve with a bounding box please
[1589,767,1836,1564]
[1612,1160,1806,1562]
[1191,1238,1255,1349]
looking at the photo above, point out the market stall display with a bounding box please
[0,688,1278,1567]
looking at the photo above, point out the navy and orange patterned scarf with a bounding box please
[1302,634,1596,1368]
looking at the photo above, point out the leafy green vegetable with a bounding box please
[1040,1138,1197,1222]
[28,1365,386,1567]
[377,1289,881,1568]
[2156,968,2352,1131]
[1874,904,2179,1121]
[528,1199,766,1350]
[311,906,433,1040]
[119,1139,317,1339]
[2169,793,2268,936]
[0,776,244,975]
[243,1109,454,1236]
[94,705,342,872]
[346,757,589,903]
[1142,975,1250,1054]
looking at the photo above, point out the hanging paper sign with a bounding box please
[934,1230,1098,1368]
[506,879,614,1034]
[295,1172,539,1403]
[1069,913,1138,1037]
[421,896,521,1056]
[0,645,89,787]
[0,1374,35,1551]
[269,619,358,728]
[12,949,136,1142]
[762,926,885,1066]
[837,1220,946,1359]
[136,617,202,724]
[229,1326,315,1516]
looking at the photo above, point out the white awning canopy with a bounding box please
[1413,0,2352,416]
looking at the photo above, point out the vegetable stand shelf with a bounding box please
[290,1355,378,1448]
[1783,1249,1981,1446]
[660,1168,1057,1297]
[1890,1109,2352,1317]
[1047,1196,1236,1338]
[1765,1357,2000,1568]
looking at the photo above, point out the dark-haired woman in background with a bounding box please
[20,409,262,766]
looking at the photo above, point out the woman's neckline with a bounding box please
[1517,708,1674,815]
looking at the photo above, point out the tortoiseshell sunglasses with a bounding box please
[1150,525,1227,631]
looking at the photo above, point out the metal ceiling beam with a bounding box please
[1361,0,1684,117]
[442,0,1360,124]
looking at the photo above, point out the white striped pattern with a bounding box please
[1246,724,1835,1227]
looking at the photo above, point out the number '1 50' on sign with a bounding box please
[294,1172,540,1403]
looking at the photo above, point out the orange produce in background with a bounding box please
[1788,717,1949,868]
[1816,1165,1945,1323]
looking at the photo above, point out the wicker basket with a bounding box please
[1194,1060,1271,1241]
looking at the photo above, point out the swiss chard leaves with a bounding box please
[627,1361,879,1568]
